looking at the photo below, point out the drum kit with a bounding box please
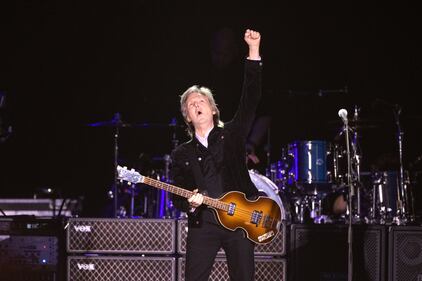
[266,105,417,225]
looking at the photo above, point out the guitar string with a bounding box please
[138,176,280,226]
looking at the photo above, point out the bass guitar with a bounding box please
[117,165,282,244]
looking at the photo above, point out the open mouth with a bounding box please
[197,111,202,116]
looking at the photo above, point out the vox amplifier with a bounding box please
[66,218,176,254]
[68,256,176,281]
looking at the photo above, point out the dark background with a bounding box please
[0,1,421,216]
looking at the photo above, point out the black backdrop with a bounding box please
[0,1,421,216]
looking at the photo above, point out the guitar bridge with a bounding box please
[250,210,263,226]
[227,203,236,216]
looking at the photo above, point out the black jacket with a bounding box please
[170,59,263,215]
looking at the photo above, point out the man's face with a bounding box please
[185,92,215,128]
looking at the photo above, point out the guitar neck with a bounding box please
[142,177,229,211]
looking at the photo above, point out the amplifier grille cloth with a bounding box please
[67,256,176,281]
[178,257,286,281]
[67,218,175,254]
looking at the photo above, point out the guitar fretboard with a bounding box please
[143,177,229,211]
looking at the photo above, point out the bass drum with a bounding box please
[249,170,291,222]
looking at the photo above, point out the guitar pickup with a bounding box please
[262,215,274,228]
[250,210,263,226]
[227,203,236,216]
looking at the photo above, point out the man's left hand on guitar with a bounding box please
[188,189,204,209]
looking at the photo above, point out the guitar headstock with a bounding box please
[117,165,144,184]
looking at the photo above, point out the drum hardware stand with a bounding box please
[310,193,326,224]
[156,118,180,219]
[113,113,139,218]
[293,193,322,224]
[369,173,391,224]
[129,184,136,218]
[305,195,318,223]
[392,105,415,224]
[351,105,363,223]
[368,175,378,224]
[266,126,271,172]
[293,197,303,223]
[170,117,180,149]
[369,178,378,224]
[159,154,177,218]
[112,112,122,218]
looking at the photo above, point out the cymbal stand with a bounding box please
[266,126,271,171]
[158,118,179,218]
[393,105,414,224]
[129,186,135,218]
[157,154,171,218]
[112,112,121,218]
[351,106,363,222]
[170,117,180,150]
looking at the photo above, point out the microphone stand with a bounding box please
[341,114,354,281]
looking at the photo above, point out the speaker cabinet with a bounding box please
[66,218,176,254]
[290,224,385,281]
[0,217,63,281]
[177,257,286,281]
[67,256,176,281]
[177,219,286,256]
[389,225,422,281]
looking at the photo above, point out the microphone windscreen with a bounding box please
[338,109,348,119]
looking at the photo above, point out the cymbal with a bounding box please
[86,112,184,128]
[132,122,184,129]
[86,120,184,129]
[87,113,184,128]
[87,113,131,128]
[86,120,133,127]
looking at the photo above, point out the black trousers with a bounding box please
[185,220,255,281]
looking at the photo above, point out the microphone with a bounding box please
[338,108,348,124]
